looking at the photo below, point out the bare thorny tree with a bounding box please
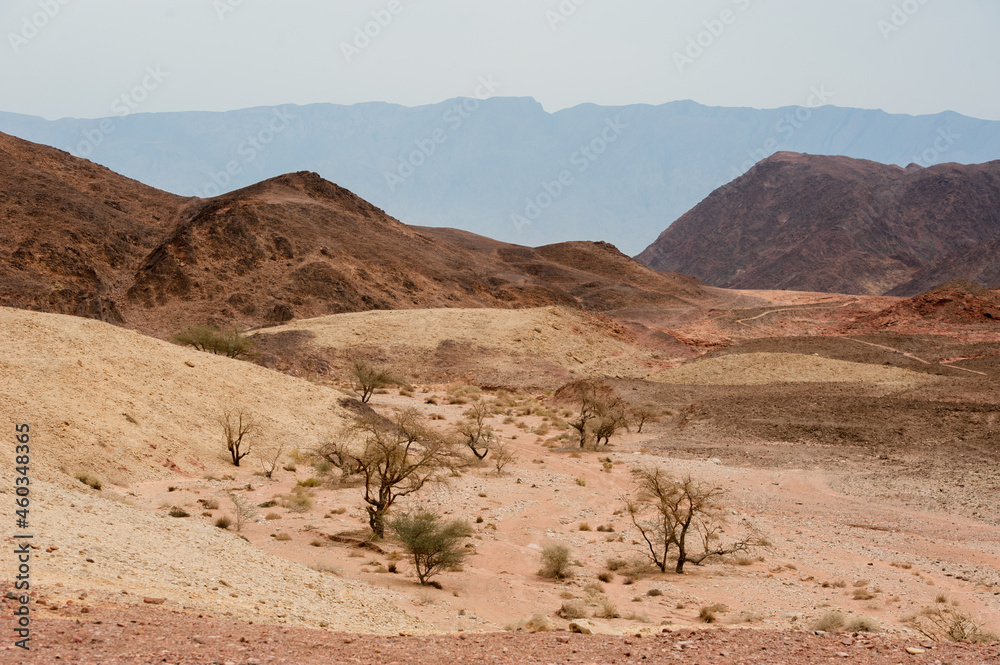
[457,400,496,460]
[317,408,456,538]
[625,467,768,573]
[220,408,259,467]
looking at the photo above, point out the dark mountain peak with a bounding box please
[637,153,1000,295]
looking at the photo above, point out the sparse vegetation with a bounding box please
[168,506,190,518]
[625,467,767,573]
[281,487,314,513]
[538,543,574,580]
[318,408,456,538]
[172,325,255,359]
[214,515,232,529]
[390,509,473,586]
[557,599,588,619]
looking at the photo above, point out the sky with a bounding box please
[1,0,998,121]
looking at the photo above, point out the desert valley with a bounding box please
[0,126,999,664]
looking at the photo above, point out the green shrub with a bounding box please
[390,509,473,586]
[171,325,254,359]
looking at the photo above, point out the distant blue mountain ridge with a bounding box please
[2,98,998,255]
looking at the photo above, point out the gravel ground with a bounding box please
[3,602,998,665]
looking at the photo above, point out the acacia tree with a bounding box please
[220,409,259,466]
[593,397,629,447]
[625,467,766,573]
[390,509,472,586]
[349,358,399,404]
[629,402,661,434]
[457,400,496,460]
[318,408,454,538]
[560,380,603,448]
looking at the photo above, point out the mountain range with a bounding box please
[0,131,717,338]
[3,98,1000,254]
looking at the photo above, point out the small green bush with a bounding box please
[171,325,254,359]
[390,509,473,586]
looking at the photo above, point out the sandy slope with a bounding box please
[653,352,929,385]
[256,306,670,381]
[0,306,349,485]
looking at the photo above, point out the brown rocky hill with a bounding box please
[845,279,1000,331]
[0,131,714,337]
[887,237,1000,295]
[0,132,189,323]
[636,152,1000,296]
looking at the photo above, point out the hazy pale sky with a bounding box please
[1,0,998,120]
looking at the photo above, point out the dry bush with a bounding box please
[281,487,314,513]
[852,589,875,601]
[846,615,879,633]
[597,571,613,583]
[647,588,663,597]
[593,597,620,619]
[538,543,574,580]
[505,614,555,632]
[911,605,998,643]
[557,600,589,619]
[273,532,292,541]
[698,603,730,623]
[203,498,220,510]
[256,441,286,479]
[226,491,258,531]
[813,610,846,631]
[168,506,190,518]
[214,515,232,529]
[491,439,516,475]
[578,522,591,531]
[265,512,281,520]
[309,563,340,575]
[75,472,102,490]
